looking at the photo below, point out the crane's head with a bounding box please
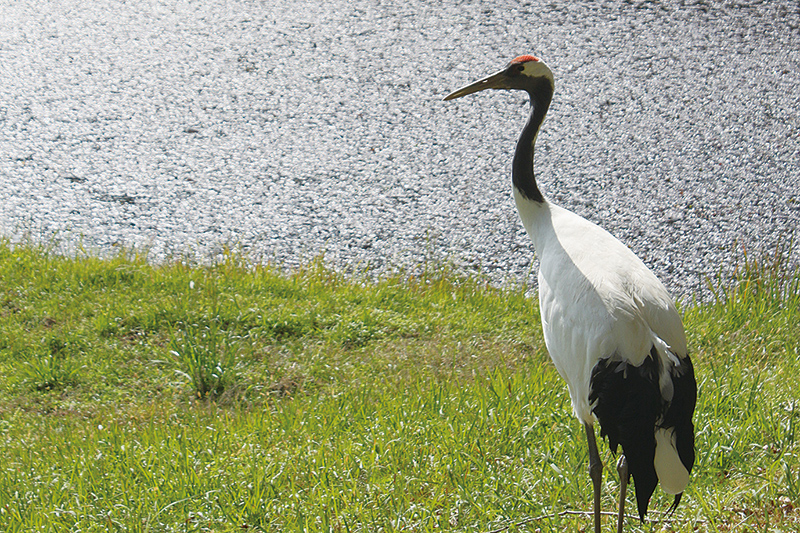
[444,55,554,101]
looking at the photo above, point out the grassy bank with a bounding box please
[0,240,798,531]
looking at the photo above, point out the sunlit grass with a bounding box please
[0,238,798,531]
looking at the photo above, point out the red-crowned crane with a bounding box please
[444,55,697,533]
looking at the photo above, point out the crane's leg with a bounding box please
[584,423,603,533]
[616,454,628,533]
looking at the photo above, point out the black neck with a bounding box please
[512,79,553,203]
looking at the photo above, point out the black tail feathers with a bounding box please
[589,348,697,521]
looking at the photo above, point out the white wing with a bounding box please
[516,196,686,422]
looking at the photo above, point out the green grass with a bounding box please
[0,238,798,531]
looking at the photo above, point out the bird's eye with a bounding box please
[507,63,524,76]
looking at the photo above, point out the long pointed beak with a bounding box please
[444,70,509,101]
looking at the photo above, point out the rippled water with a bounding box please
[1,0,799,298]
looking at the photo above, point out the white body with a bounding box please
[515,190,690,492]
